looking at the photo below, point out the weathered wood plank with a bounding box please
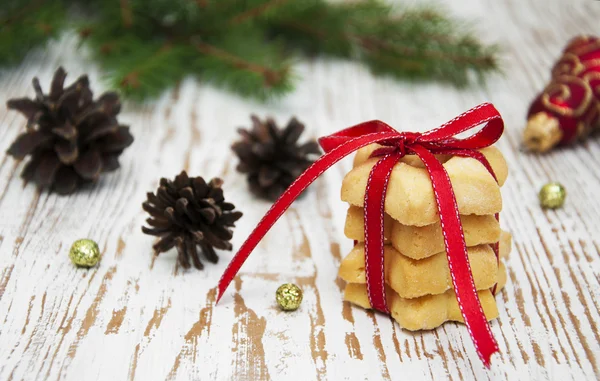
[0,0,599,380]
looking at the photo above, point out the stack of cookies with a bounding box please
[338,144,511,330]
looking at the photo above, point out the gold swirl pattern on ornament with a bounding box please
[541,75,593,118]
[582,59,600,70]
[566,39,600,57]
[552,53,584,77]
[581,71,600,97]
[577,103,600,138]
[548,81,571,102]
[563,35,591,52]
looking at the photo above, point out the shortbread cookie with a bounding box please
[392,215,503,260]
[338,243,501,299]
[499,230,511,259]
[353,144,452,169]
[341,146,508,226]
[343,262,507,330]
[353,145,508,183]
[497,259,507,287]
[344,206,501,259]
[344,206,394,241]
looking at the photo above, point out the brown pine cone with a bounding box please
[232,116,321,201]
[6,67,134,194]
[142,171,243,270]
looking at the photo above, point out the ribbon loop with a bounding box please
[318,120,398,153]
[216,103,505,368]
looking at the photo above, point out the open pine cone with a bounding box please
[232,116,321,201]
[6,67,134,194]
[142,171,243,270]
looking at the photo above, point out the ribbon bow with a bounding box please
[217,103,504,367]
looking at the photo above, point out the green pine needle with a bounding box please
[0,0,500,101]
[0,0,68,66]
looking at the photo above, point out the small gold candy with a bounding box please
[276,283,303,311]
[69,239,101,267]
[539,182,566,209]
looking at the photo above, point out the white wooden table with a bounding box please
[1,0,599,380]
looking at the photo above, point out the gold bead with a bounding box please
[69,239,101,267]
[539,182,566,209]
[276,283,303,311]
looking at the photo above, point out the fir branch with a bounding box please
[0,0,68,66]
[85,22,193,100]
[279,20,426,71]
[268,3,498,86]
[0,0,501,100]
[190,28,294,100]
[229,0,290,25]
[193,40,287,88]
[120,0,133,28]
[358,34,496,69]
[0,0,47,26]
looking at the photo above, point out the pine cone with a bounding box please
[6,67,134,194]
[142,171,243,270]
[232,116,321,201]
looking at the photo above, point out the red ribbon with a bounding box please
[216,103,504,367]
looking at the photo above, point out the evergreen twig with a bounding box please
[193,40,287,86]
[0,0,500,101]
[229,0,289,25]
[119,0,133,28]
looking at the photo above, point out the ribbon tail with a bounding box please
[436,148,502,295]
[216,132,400,303]
[459,150,501,295]
[364,153,401,313]
[411,144,499,368]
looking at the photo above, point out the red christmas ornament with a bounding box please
[524,35,600,152]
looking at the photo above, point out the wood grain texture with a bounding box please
[1,0,599,380]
